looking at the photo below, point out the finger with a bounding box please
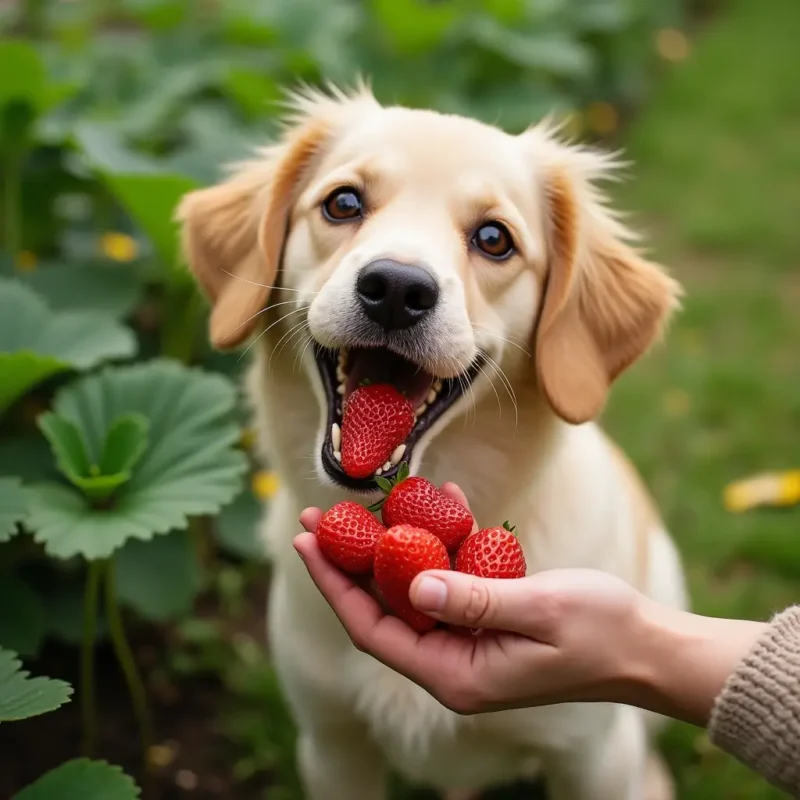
[294,534,473,682]
[440,482,471,511]
[409,570,542,635]
[299,507,323,533]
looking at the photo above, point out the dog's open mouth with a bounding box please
[315,345,482,491]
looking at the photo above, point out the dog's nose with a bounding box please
[356,259,439,331]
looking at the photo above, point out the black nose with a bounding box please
[356,259,439,331]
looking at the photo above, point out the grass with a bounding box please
[605,0,800,796]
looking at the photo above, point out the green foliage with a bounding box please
[0,280,137,414]
[0,648,72,721]
[0,477,27,541]
[13,759,141,800]
[28,361,247,559]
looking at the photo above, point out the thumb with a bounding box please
[409,570,534,634]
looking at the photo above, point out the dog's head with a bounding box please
[177,86,680,491]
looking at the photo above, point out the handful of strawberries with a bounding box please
[316,464,527,632]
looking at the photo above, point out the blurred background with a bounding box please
[0,0,797,798]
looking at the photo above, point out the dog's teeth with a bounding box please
[382,461,392,472]
[330,423,341,451]
[390,444,406,466]
[416,402,427,415]
[333,450,341,462]
[433,379,443,391]
[336,384,345,395]
[337,349,347,367]
[426,388,437,404]
[375,466,383,476]
[336,366,346,382]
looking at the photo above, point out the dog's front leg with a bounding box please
[298,723,388,800]
[544,705,649,800]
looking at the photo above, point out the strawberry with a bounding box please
[374,465,473,552]
[374,524,450,633]
[455,522,527,579]
[316,501,386,575]
[340,384,415,480]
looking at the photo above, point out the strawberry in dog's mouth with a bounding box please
[314,345,482,491]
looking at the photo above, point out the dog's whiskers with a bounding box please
[225,298,310,340]
[472,324,531,358]
[482,354,519,429]
[219,267,318,296]
[270,319,311,372]
[237,305,309,362]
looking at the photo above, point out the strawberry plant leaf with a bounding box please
[0,648,73,722]
[0,477,28,542]
[26,360,248,560]
[0,280,137,414]
[215,485,267,562]
[37,413,92,486]
[13,758,141,800]
[114,530,201,620]
[99,414,149,476]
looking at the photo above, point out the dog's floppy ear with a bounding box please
[176,84,379,350]
[532,136,681,424]
[175,118,330,350]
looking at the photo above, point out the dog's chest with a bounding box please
[347,656,532,788]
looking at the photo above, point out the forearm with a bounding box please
[629,601,767,727]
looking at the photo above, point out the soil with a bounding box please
[0,635,270,800]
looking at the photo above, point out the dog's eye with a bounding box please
[322,187,363,222]
[472,222,514,260]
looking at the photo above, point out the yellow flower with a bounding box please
[100,232,139,263]
[724,470,800,513]
[252,470,279,500]
[663,389,691,418]
[655,29,690,63]
[15,250,37,273]
[585,102,618,136]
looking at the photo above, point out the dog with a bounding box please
[177,84,689,800]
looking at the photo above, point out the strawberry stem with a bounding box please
[502,520,518,535]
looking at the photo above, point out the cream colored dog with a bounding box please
[177,85,688,800]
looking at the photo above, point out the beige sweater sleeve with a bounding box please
[709,605,800,796]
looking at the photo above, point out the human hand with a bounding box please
[294,485,653,715]
[294,484,766,723]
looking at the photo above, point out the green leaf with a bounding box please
[27,361,248,560]
[100,414,149,476]
[38,413,92,485]
[0,648,73,722]
[370,0,461,53]
[0,42,46,112]
[0,477,28,542]
[114,530,201,620]
[105,172,199,272]
[17,262,141,319]
[13,758,141,800]
[0,577,47,657]
[0,280,137,413]
[215,486,266,562]
[374,476,393,494]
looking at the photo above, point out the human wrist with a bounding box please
[625,599,767,726]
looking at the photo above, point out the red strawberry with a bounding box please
[316,501,386,575]
[341,384,415,480]
[374,525,450,632]
[455,522,527,579]
[376,468,473,552]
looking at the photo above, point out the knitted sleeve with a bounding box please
[709,605,800,796]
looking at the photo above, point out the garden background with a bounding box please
[0,0,798,798]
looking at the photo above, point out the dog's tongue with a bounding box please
[341,384,415,479]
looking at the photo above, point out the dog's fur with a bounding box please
[177,85,689,800]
